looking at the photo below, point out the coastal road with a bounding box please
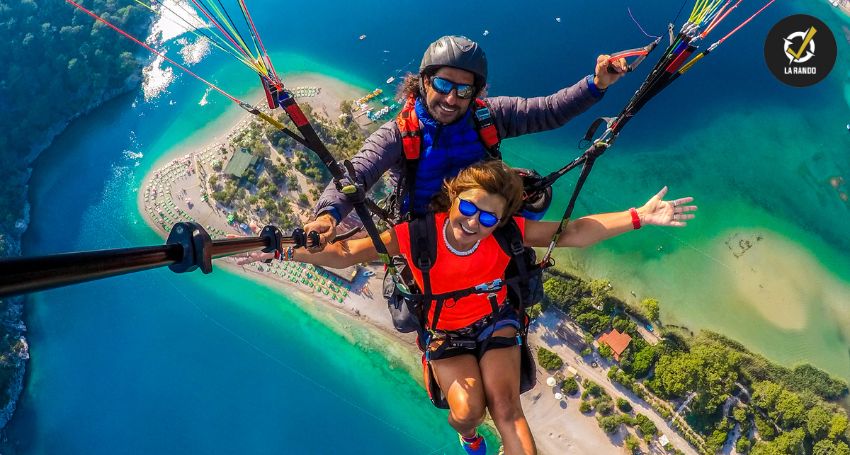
[529,312,698,455]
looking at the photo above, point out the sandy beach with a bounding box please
[136,71,699,455]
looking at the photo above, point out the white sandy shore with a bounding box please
[137,71,697,455]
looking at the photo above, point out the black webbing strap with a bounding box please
[578,117,615,149]
[493,219,534,333]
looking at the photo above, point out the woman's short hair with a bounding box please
[431,160,524,226]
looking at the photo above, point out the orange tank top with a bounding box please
[394,212,526,331]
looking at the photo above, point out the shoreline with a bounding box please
[135,71,698,454]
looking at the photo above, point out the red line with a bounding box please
[608,49,649,63]
[717,0,776,45]
[701,0,741,39]
[65,0,240,104]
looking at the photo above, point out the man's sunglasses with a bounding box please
[458,199,500,228]
[430,76,476,99]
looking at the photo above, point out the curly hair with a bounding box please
[430,161,524,226]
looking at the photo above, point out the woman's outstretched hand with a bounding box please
[639,186,697,227]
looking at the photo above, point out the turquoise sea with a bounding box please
[6,0,850,453]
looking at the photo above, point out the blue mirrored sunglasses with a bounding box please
[458,199,500,228]
[430,76,476,99]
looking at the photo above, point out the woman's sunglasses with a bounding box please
[458,199,500,228]
[430,76,476,99]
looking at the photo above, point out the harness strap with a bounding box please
[471,99,501,159]
[397,96,422,161]
[395,277,507,302]
[394,97,501,220]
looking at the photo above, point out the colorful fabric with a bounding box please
[459,432,487,455]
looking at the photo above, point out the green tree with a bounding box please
[561,377,579,395]
[814,439,850,455]
[583,380,604,398]
[630,345,656,378]
[754,412,777,441]
[652,354,696,398]
[594,395,615,415]
[751,428,805,455]
[653,344,740,412]
[598,343,614,360]
[830,413,850,440]
[733,407,749,424]
[588,279,611,307]
[753,381,784,411]
[624,434,641,454]
[807,405,833,440]
[339,99,354,116]
[598,415,621,433]
[575,312,611,335]
[634,413,657,439]
[774,389,805,429]
[537,347,563,371]
[641,298,660,321]
[737,436,752,454]
[543,277,582,307]
[616,397,632,413]
[612,316,630,334]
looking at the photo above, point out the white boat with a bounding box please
[386,76,395,84]
[555,17,561,23]
[359,34,366,40]
[483,29,489,36]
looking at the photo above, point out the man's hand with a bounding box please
[594,54,628,90]
[302,213,337,251]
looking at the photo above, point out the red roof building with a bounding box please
[597,329,632,361]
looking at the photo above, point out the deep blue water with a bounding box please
[6,0,850,453]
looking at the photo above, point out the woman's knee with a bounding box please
[448,394,487,425]
[487,394,524,424]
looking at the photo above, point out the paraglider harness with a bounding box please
[383,212,543,409]
[387,96,553,224]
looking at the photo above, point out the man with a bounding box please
[305,35,626,246]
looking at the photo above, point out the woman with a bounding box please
[245,161,696,455]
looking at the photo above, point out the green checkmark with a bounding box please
[787,26,817,60]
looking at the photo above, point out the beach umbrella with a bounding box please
[554,393,563,400]
[546,377,557,387]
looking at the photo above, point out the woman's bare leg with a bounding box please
[480,327,536,455]
[430,353,487,438]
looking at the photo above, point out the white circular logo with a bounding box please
[783,29,816,64]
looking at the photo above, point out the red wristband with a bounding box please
[629,208,641,230]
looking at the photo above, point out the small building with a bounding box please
[596,329,632,361]
[658,434,670,448]
[565,366,579,378]
[223,147,259,177]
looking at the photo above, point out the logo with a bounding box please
[765,15,837,87]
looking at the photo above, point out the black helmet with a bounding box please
[420,35,488,88]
